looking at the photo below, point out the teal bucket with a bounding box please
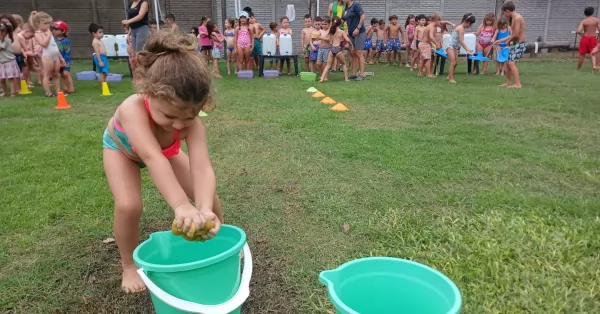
[319,257,461,314]
[133,225,252,314]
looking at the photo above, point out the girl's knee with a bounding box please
[115,200,143,216]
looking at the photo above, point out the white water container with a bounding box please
[262,34,277,56]
[443,33,477,56]
[279,34,293,56]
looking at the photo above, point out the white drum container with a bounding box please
[279,34,293,56]
[262,34,277,56]
[442,33,477,55]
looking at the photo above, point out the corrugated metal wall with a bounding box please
[513,0,548,42]
[546,0,598,43]
[443,0,496,25]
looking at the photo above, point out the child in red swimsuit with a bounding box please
[102,31,223,294]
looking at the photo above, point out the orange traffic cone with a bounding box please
[312,91,326,98]
[331,103,349,112]
[55,92,71,110]
[321,97,336,105]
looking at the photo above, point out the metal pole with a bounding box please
[124,0,128,19]
[154,0,160,30]
[317,0,320,16]
[234,0,238,18]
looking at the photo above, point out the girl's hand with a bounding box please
[122,20,130,26]
[59,59,66,67]
[174,203,207,234]
[197,209,222,239]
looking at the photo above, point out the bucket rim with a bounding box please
[319,257,462,314]
[133,224,246,273]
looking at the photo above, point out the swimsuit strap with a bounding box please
[144,96,180,140]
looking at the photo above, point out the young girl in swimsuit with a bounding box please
[474,12,495,75]
[235,14,253,71]
[405,14,416,68]
[102,31,223,293]
[224,18,236,75]
[492,17,511,76]
[30,11,66,97]
[444,13,475,84]
[319,16,352,83]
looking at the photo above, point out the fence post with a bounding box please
[91,0,99,23]
[31,0,37,11]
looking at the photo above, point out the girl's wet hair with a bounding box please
[28,11,52,29]
[12,14,24,27]
[227,18,235,28]
[461,13,476,24]
[0,13,18,30]
[200,16,209,25]
[484,12,495,24]
[280,16,289,22]
[405,14,415,27]
[497,17,509,28]
[135,30,212,109]
[0,22,14,42]
[330,16,342,35]
[206,21,216,32]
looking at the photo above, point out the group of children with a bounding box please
[0,12,74,97]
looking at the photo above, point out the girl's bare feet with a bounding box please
[122,264,146,293]
[449,80,457,84]
[345,79,350,82]
[427,75,436,78]
[499,83,510,87]
[508,84,521,88]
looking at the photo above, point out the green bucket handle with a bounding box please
[137,243,252,314]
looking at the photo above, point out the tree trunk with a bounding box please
[309,0,317,18]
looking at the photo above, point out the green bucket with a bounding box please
[319,257,461,314]
[133,225,252,314]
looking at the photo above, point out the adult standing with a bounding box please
[343,0,366,80]
[123,0,150,52]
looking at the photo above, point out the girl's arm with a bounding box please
[233,29,238,48]
[119,102,190,209]
[491,29,499,42]
[441,21,456,28]
[475,24,483,36]
[399,25,404,43]
[199,27,208,38]
[34,31,50,47]
[342,32,353,48]
[185,119,217,216]
[458,28,473,54]
[123,1,149,24]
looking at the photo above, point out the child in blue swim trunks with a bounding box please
[102,31,223,293]
[89,23,109,85]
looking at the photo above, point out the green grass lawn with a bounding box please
[1,57,599,313]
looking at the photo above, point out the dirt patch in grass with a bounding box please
[242,233,301,314]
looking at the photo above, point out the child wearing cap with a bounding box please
[52,20,74,93]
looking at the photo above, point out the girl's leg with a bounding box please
[285,58,291,75]
[481,45,492,75]
[168,153,224,223]
[447,49,457,83]
[236,48,244,72]
[213,58,221,77]
[336,53,349,81]
[42,56,54,96]
[244,48,252,71]
[9,78,18,96]
[319,53,334,82]
[64,70,75,93]
[226,50,232,75]
[103,149,145,293]
[0,79,7,96]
